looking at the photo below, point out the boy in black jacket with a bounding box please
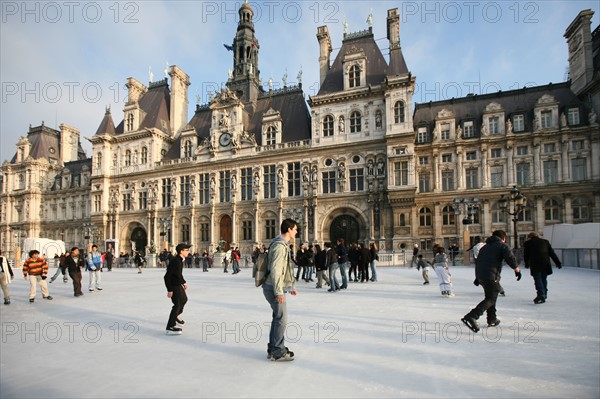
[164,244,190,335]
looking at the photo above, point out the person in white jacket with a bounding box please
[0,250,14,305]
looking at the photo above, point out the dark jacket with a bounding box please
[306,249,315,267]
[164,255,186,291]
[315,250,327,271]
[296,249,307,267]
[326,248,337,266]
[348,247,360,266]
[359,247,371,267]
[523,237,561,276]
[336,245,348,264]
[475,235,517,282]
[64,254,84,273]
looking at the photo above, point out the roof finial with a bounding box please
[367,10,373,27]
[343,18,348,34]
[164,62,169,78]
[149,66,154,83]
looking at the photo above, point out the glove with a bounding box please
[515,271,522,281]
[473,279,480,286]
[41,275,47,280]
[557,264,562,270]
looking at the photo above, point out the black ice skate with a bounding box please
[461,316,480,333]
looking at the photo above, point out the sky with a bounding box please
[1,0,599,164]
[1,265,599,398]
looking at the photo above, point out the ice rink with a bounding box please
[1,264,598,398]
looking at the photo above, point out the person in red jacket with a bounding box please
[23,250,53,303]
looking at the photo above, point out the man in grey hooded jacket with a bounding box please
[263,218,298,361]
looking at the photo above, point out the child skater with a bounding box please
[432,246,454,296]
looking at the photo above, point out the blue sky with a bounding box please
[1,0,599,163]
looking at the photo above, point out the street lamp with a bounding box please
[498,185,527,249]
[158,217,171,251]
[454,198,480,265]
[12,228,25,267]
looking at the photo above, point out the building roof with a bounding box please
[413,82,587,132]
[94,108,116,135]
[317,29,407,95]
[10,124,86,164]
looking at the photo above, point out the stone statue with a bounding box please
[338,116,345,133]
[253,172,260,187]
[481,123,488,136]
[367,159,374,176]
[506,119,513,134]
[377,159,385,176]
[231,174,237,190]
[375,110,382,128]
[149,66,153,83]
[338,162,346,180]
[311,165,318,182]
[268,76,273,91]
[367,13,373,27]
[282,70,288,87]
[219,110,230,128]
[589,110,597,124]
[343,19,348,34]
[164,62,169,78]
[210,177,216,195]
[228,69,233,79]
[277,169,284,186]
[560,113,567,128]
[302,166,309,183]
[297,68,303,85]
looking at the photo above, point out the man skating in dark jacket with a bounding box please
[462,230,521,332]
[65,247,85,297]
[523,231,562,304]
[164,244,190,335]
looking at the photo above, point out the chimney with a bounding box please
[125,77,147,104]
[317,26,332,87]
[387,8,400,51]
[169,65,191,135]
[59,123,80,164]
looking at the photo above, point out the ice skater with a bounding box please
[432,246,454,296]
[523,231,562,304]
[416,254,430,285]
[164,244,190,335]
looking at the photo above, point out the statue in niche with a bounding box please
[302,166,309,183]
[253,172,260,187]
[231,174,237,190]
[277,169,284,186]
[481,123,488,136]
[338,162,346,180]
[338,116,345,133]
[210,177,216,196]
[506,119,513,134]
[311,165,318,182]
[219,110,230,128]
[375,110,382,129]
[367,159,374,176]
[377,159,385,177]
[560,113,567,128]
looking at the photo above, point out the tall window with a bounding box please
[349,65,360,88]
[463,121,474,138]
[138,191,147,210]
[94,194,101,213]
[394,161,409,186]
[183,140,193,158]
[489,116,500,134]
[122,193,132,211]
[541,110,552,128]
[287,162,301,197]
[350,111,361,133]
[441,123,450,140]
[141,147,148,164]
[242,220,253,241]
[241,168,253,201]
[572,198,590,221]
[323,115,334,137]
[513,114,525,132]
[442,205,455,226]
[442,171,454,191]
[417,127,428,143]
[181,223,190,243]
[516,163,530,186]
[490,166,503,188]
[263,165,277,199]
[544,199,561,221]
[180,176,191,206]
[567,108,580,126]
[96,153,102,171]
[126,113,134,131]
[161,178,171,208]
[198,173,210,205]
[491,203,506,223]
[543,160,558,183]
[394,101,405,123]
[266,126,277,145]
[465,168,479,189]
[125,150,131,166]
[322,171,336,194]
[571,158,587,181]
[200,223,209,242]
[219,171,231,203]
[265,219,277,240]
[419,173,431,193]
[419,207,432,226]
[349,168,364,191]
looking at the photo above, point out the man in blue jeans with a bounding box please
[523,231,562,304]
[262,219,298,361]
[336,238,349,289]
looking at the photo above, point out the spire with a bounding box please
[94,106,116,135]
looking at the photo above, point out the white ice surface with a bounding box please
[1,265,599,398]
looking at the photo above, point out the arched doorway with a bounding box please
[330,215,360,245]
[131,227,148,254]
[219,215,232,251]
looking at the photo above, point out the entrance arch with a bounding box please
[219,215,232,251]
[330,215,360,245]
[131,226,148,254]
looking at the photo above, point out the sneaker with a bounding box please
[461,316,480,333]
[166,326,183,335]
[43,296,53,300]
[487,319,501,327]
[29,298,35,303]
[176,318,185,325]
[271,351,295,362]
[533,296,546,304]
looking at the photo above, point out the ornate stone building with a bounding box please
[1,5,598,259]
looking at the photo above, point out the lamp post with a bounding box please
[158,217,171,251]
[12,229,24,268]
[83,222,97,254]
[498,186,527,250]
[454,197,480,265]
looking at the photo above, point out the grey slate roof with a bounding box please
[10,124,86,164]
[317,29,409,95]
[413,82,587,134]
[94,108,116,135]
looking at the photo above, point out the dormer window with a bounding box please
[440,123,450,140]
[513,114,525,132]
[322,115,334,137]
[567,108,580,126]
[126,113,134,131]
[394,101,405,123]
[489,116,500,135]
[266,126,277,145]
[541,110,552,128]
[183,140,193,158]
[417,127,428,143]
[463,121,474,138]
[349,65,360,88]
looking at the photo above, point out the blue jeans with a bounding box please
[370,260,378,281]
[339,262,349,288]
[306,266,313,280]
[262,284,288,358]
[532,272,548,299]
[328,263,339,290]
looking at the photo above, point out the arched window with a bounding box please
[124,150,131,167]
[399,213,406,226]
[442,205,455,226]
[141,147,148,164]
[349,65,360,88]
[322,115,334,137]
[350,111,361,133]
[183,140,193,158]
[96,153,102,171]
[394,101,405,123]
[266,126,277,145]
[419,207,432,226]
[544,199,561,222]
[572,198,590,221]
